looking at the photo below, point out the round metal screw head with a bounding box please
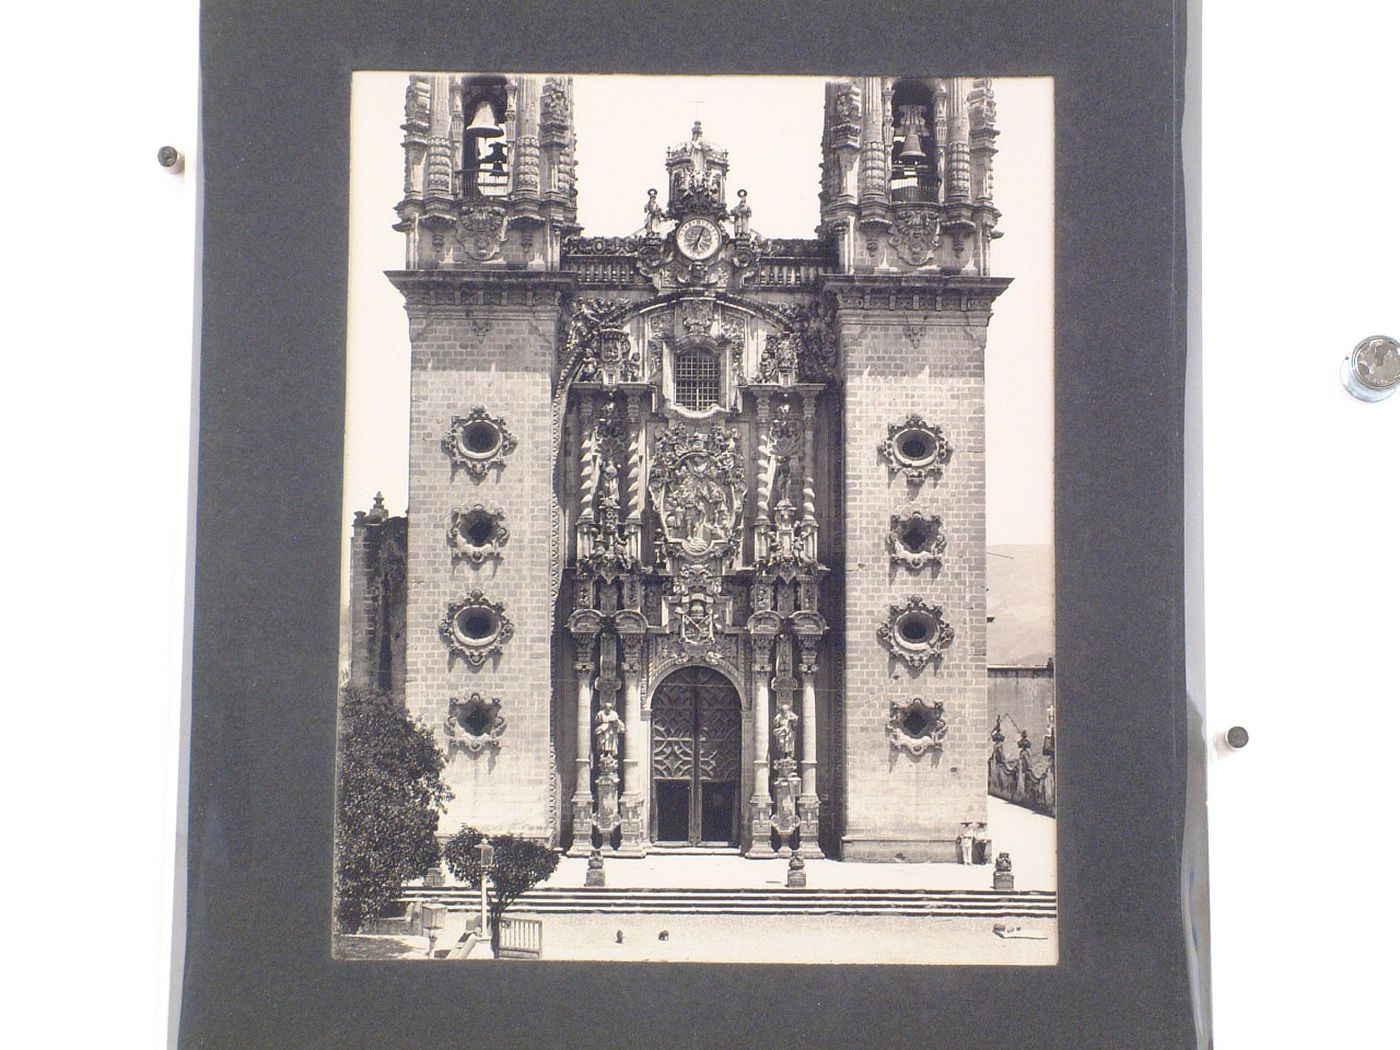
[1225,725,1249,750]
[1342,335,1400,402]
[157,145,183,171]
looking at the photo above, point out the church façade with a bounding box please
[347,73,1017,862]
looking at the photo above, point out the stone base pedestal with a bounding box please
[585,849,606,887]
[746,797,774,857]
[993,871,1015,892]
[566,796,594,857]
[797,795,821,855]
[617,793,647,856]
[786,854,807,888]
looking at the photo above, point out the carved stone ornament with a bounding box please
[562,297,634,383]
[887,510,947,569]
[878,596,956,670]
[770,302,835,384]
[885,697,949,756]
[648,423,747,562]
[456,203,508,262]
[668,562,725,657]
[441,406,517,480]
[888,206,942,267]
[447,504,509,563]
[439,590,515,667]
[878,415,953,483]
[445,693,507,752]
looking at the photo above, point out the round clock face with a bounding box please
[676,217,721,261]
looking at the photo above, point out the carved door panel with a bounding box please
[650,667,741,845]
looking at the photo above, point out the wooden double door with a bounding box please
[650,667,742,846]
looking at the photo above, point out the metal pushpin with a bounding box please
[1225,726,1249,750]
[1341,335,1400,402]
[157,145,184,173]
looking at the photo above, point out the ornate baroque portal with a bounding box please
[363,73,1012,863]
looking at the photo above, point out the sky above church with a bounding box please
[343,72,1054,546]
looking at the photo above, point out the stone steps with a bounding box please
[400,886,1056,917]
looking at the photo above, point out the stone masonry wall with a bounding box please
[397,275,571,841]
[834,283,999,861]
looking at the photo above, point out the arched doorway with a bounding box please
[650,666,742,846]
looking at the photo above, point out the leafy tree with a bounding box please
[334,686,451,932]
[444,827,560,954]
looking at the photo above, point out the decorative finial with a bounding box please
[365,491,388,523]
[691,120,703,140]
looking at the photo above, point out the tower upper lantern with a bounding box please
[819,76,1001,276]
[665,122,730,220]
[395,73,579,271]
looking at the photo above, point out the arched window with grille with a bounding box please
[673,346,721,411]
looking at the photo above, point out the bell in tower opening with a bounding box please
[338,72,1057,967]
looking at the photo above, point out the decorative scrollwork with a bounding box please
[877,595,955,670]
[886,697,949,756]
[447,504,509,563]
[888,205,941,267]
[441,406,517,480]
[877,414,953,483]
[439,590,515,667]
[887,509,947,570]
[445,693,507,752]
[456,203,507,262]
[647,422,747,563]
[562,296,635,384]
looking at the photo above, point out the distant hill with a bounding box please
[987,544,1054,665]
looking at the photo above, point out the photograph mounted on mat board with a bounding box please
[336,71,1055,965]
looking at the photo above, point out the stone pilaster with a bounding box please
[746,633,775,856]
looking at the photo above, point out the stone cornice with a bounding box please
[821,272,1012,314]
[387,269,577,310]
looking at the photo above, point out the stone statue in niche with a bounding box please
[597,459,622,515]
[773,697,798,762]
[594,694,625,760]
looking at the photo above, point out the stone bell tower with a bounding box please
[821,76,1009,861]
[395,73,578,270]
[389,73,579,840]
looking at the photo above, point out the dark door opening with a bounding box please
[655,780,690,843]
[650,666,741,846]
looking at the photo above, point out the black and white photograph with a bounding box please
[334,72,1056,964]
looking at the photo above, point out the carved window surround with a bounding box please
[441,405,517,479]
[447,504,509,563]
[439,590,515,667]
[877,595,955,670]
[887,510,947,570]
[885,697,949,756]
[445,693,507,752]
[878,414,953,483]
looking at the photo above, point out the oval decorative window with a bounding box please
[877,596,956,670]
[441,406,517,479]
[878,414,953,483]
[439,590,514,667]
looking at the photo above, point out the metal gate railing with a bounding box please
[496,916,543,959]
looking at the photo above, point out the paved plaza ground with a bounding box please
[334,799,1056,965]
[537,797,1055,892]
